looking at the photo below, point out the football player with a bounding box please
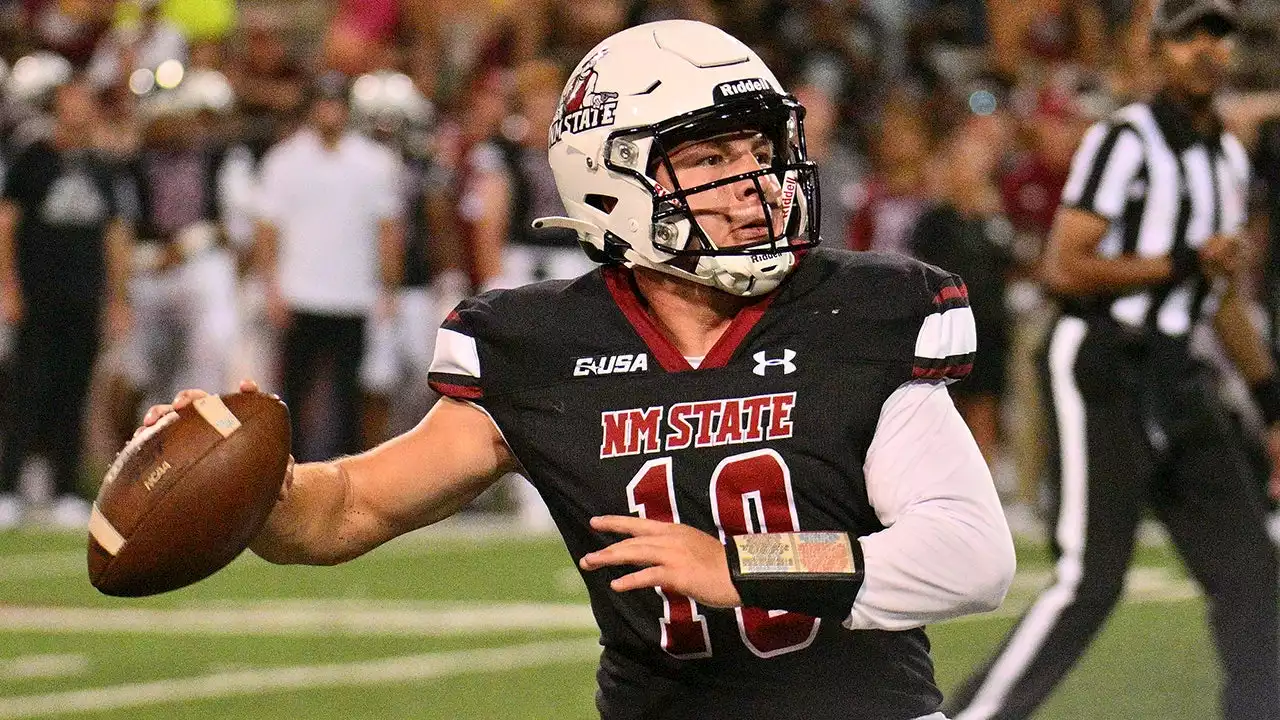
[143,21,1015,720]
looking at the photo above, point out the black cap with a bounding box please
[1153,0,1239,38]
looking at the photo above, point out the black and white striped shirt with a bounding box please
[1059,92,1250,337]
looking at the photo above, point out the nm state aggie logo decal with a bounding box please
[549,47,619,146]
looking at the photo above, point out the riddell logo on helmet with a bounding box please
[713,78,770,103]
[779,174,797,214]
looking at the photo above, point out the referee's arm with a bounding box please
[1214,272,1280,500]
[1214,282,1273,385]
[1040,123,1172,296]
[1040,209,1173,296]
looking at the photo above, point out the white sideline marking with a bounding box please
[0,655,89,681]
[0,638,601,719]
[0,602,597,637]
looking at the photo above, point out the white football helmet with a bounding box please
[350,71,434,129]
[536,20,820,297]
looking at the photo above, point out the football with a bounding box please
[87,391,291,597]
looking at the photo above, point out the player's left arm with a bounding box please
[848,380,1015,630]
[840,267,1014,630]
[103,217,134,340]
[1204,137,1280,498]
[102,159,134,341]
[580,515,742,608]
[377,218,405,291]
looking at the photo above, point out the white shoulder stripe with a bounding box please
[915,307,977,360]
[429,328,482,378]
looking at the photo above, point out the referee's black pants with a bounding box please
[946,315,1279,720]
[280,311,366,462]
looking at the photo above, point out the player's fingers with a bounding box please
[610,566,667,593]
[580,538,668,571]
[140,404,174,428]
[239,378,260,393]
[590,514,675,537]
[171,389,211,409]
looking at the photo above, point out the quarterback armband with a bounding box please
[724,531,865,619]
[1250,379,1280,426]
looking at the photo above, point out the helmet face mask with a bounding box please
[539,20,822,297]
[607,94,819,261]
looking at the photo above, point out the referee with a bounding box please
[945,2,1280,719]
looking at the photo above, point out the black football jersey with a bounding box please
[428,248,973,720]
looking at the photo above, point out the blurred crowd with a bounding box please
[1,0,1279,531]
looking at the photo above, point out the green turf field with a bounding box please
[0,520,1219,719]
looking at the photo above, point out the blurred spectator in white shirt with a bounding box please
[254,72,404,461]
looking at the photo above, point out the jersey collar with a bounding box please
[602,266,776,372]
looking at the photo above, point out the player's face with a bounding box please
[1158,20,1234,99]
[652,130,787,250]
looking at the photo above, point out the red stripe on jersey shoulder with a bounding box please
[934,280,968,306]
[429,380,483,400]
[912,363,974,381]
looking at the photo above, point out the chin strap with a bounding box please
[696,241,796,297]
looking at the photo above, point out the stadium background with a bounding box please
[1,0,1279,717]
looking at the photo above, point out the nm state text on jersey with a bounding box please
[600,392,796,460]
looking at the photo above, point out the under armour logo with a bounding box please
[753,349,797,376]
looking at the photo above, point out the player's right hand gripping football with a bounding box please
[138,380,295,500]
